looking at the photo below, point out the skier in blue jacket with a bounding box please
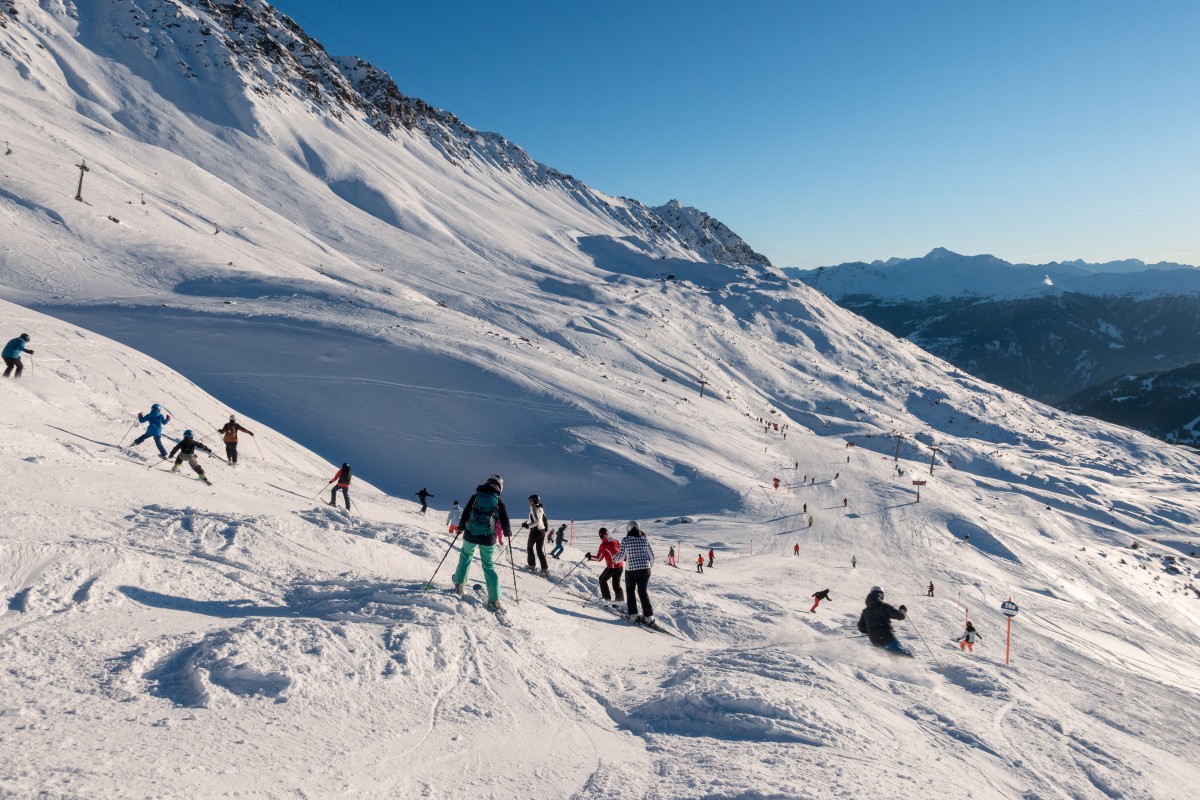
[132,404,171,457]
[2,333,33,378]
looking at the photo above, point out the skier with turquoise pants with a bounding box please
[452,475,512,610]
[132,404,171,457]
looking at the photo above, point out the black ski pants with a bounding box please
[330,486,349,508]
[624,568,653,618]
[224,441,238,464]
[597,566,624,601]
[2,357,22,378]
[527,528,547,570]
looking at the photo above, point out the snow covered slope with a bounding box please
[3,300,1200,799]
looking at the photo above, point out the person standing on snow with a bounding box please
[168,430,213,484]
[927,581,935,597]
[696,553,704,573]
[452,475,512,609]
[585,527,624,602]
[957,621,982,653]
[851,555,857,569]
[328,463,352,508]
[415,487,434,514]
[218,415,253,465]
[810,589,831,613]
[857,586,911,656]
[132,403,171,458]
[522,494,549,573]
[617,521,656,624]
[707,548,715,568]
[549,524,568,559]
[793,543,800,557]
[2,333,33,378]
[667,546,677,567]
[446,501,462,534]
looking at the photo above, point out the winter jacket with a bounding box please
[958,628,981,644]
[2,337,29,359]
[857,590,906,646]
[220,422,252,442]
[331,466,352,488]
[526,504,547,534]
[553,525,567,544]
[446,505,462,527]
[812,590,831,601]
[458,483,512,547]
[169,438,212,458]
[138,409,170,435]
[590,537,624,568]
[616,531,654,572]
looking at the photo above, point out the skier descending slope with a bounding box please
[857,586,912,656]
[168,430,213,484]
[453,475,512,611]
[617,521,656,626]
[327,464,352,508]
[2,332,33,378]
[132,404,171,457]
[218,415,253,465]
[415,487,433,513]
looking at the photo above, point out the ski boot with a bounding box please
[453,583,465,598]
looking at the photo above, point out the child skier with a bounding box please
[218,415,253,465]
[957,621,982,653]
[132,404,171,458]
[522,494,549,573]
[585,527,624,602]
[617,521,656,624]
[446,501,462,535]
[549,524,567,559]
[168,430,213,484]
[328,463,352,508]
[810,589,831,613]
[452,475,512,609]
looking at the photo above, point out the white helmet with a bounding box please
[486,474,504,492]
[626,520,639,534]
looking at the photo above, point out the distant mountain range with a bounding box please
[788,250,1200,446]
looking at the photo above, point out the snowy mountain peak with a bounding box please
[650,199,773,269]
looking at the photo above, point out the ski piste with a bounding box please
[472,584,512,627]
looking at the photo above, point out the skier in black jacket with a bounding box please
[415,487,433,513]
[168,430,213,484]
[857,586,912,656]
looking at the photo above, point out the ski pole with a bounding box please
[424,531,462,590]
[116,420,138,448]
[312,482,332,501]
[907,612,943,669]
[506,530,519,604]
[252,435,265,460]
[547,556,588,595]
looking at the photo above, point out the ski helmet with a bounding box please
[151,404,160,410]
[626,520,639,534]
[869,586,884,600]
[486,474,503,492]
[598,527,609,537]
[183,430,194,438]
[229,415,237,422]
[528,494,540,504]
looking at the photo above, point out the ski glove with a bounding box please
[898,605,908,613]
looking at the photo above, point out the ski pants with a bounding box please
[810,598,821,613]
[452,541,500,602]
[708,557,714,568]
[330,485,349,508]
[696,563,703,573]
[597,566,624,602]
[959,640,973,653]
[624,568,653,618]
[2,356,22,378]
[881,639,914,657]
[526,529,547,570]
[550,540,564,559]
[134,433,168,457]
[224,441,239,464]
[174,453,205,476]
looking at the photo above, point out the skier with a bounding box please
[328,463,352,509]
[803,503,807,513]
[2,333,33,378]
[168,430,213,484]
[843,497,848,508]
[696,553,704,573]
[810,588,831,613]
[857,586,911,656]
[452,475,512,609]
[549,524,567,559]
[772,477,780,490]
[132,403,171,458]
[415,487,434,514]
[446,500,462,535]
[808,516,813,528]
[522,494,549,573]
[585,527,624,602]
[834,472,840,480]
[616,521,656,624]
[217,415,253,465]
[667,545,677,567]
[851,555,857,569]
[927,581,935,597]
[957,621,982,653]
[793,543,800,557]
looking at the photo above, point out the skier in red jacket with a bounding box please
[585,528,625,602]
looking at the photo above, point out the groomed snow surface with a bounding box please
[3,301,1200,799]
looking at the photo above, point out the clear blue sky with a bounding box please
[270,0,1200,268]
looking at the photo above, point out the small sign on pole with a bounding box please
[1001,598,1019,665]
[912,479,926,502]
